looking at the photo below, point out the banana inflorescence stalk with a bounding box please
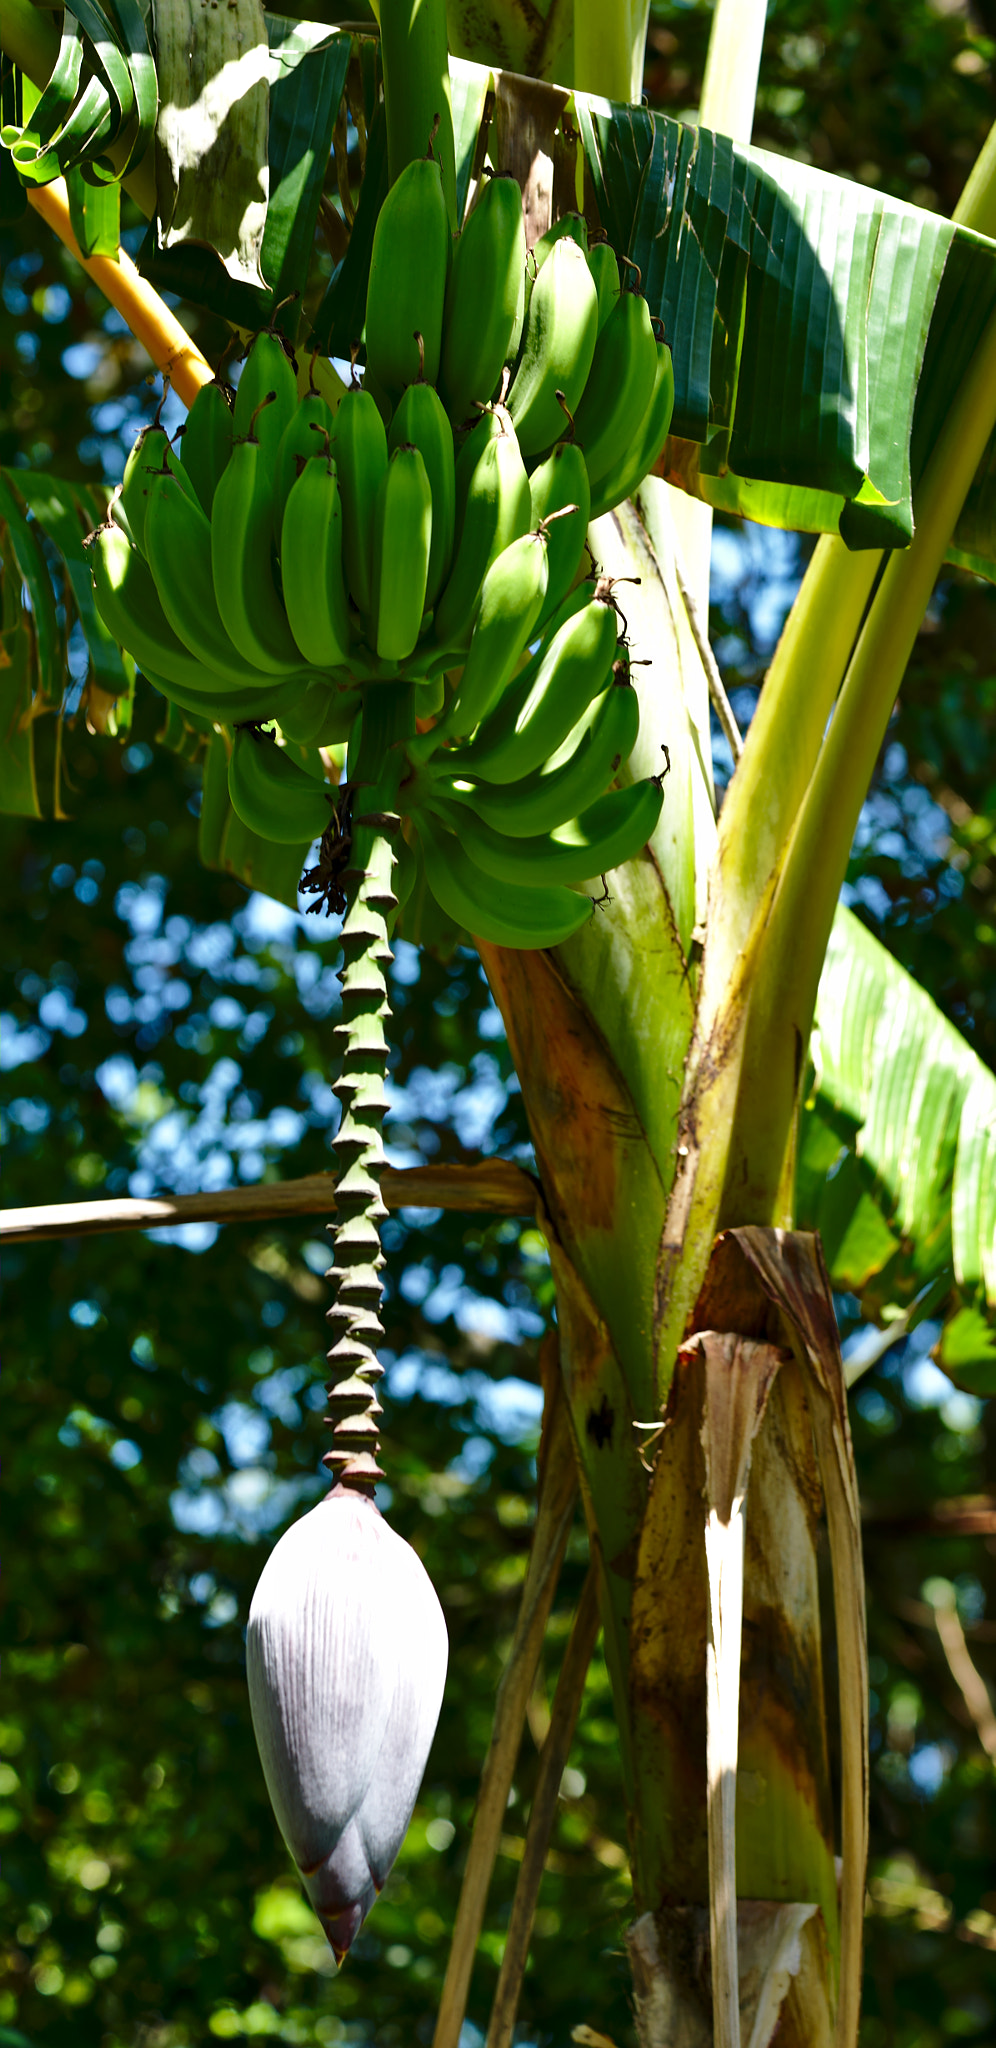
[321,684,411,1491]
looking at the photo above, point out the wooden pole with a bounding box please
[1,1159,538,1244]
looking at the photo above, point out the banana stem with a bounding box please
[323,680,414,1490]
[26,180,211,405]
[378,0,457,228]
[572,0,651,103]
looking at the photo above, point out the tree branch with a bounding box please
[0,1159,539,1243]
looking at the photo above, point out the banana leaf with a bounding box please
[570,81,996,568]
[8,469,131,698]
[66,160,120,256]
[0,0,156,189]
[799,904,996,1393]
[138,15,351,329]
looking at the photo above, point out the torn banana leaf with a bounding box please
[0,0,156,189]
[799,904,996,1393]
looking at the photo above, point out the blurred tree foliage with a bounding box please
[2,3,996,2045]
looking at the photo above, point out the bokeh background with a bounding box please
[3,2,996,2041]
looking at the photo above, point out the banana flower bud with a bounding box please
[247,1485,448,1960]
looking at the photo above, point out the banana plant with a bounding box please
[2,0,996,2043]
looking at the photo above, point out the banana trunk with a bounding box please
[434,496,864,2048]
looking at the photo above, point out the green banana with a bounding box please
[439,173,526,425]
[520,213,589,323]
[364,154,450,398]
[270,678,333,745]
[179,380,234,517]
[432,417,531,650]
[506,236,599,460]
[233,330,300,471]
[532,213,589,270]
[211,422,303,675]
[228,726,333,845]
[143,472,281,687]
[393,829,418,915]
[279,453,351,672]
[434,670,640,837]
[369,443,433,663]
[119,427,197,555]
[528,440,590,629]
[389,373,455,608]
[395,821,470,951]
[277,679,360,747]
[516,214,590,345]
[108,490,139,551]
[572,288,659,488]
[414,808,593,949]
[273,391,336,540]
[458,595,619,785]
[453,404,504,529]
[587,239,620,332]
[429,530,549,743]
[144,667,301,726]
[90,522,236,696]
[589,340,676,519]
[332,385,389,618]
[429,776,663,886]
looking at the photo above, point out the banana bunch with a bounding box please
[88,150,673,945]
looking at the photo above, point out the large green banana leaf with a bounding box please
[800,904,996,1394]
[571,82,996,567]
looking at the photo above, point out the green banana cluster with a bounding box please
[88,156,674,948]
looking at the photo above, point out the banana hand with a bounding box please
[426,776,663,886]
[414,808,593,949]
[457,594,619,785]
[433,670,639,837]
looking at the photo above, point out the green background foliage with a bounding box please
[2,3,996,2043]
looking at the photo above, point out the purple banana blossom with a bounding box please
[246,1485,448,1959]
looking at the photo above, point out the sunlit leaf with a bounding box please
[801,904,996,1388]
